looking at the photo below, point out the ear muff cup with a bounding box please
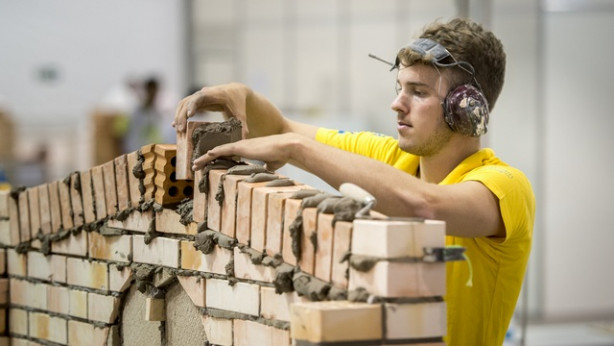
[442,84,490,137]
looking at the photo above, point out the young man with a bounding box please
[173,18,535,346]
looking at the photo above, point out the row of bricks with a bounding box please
[8,309,116,346]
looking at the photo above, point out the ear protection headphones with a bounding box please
[391,38,490,137]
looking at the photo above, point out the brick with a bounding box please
[176,120,209,180]
[48,181,63,233]
[281,198,302,266]
[27,187,40,239]
[7,249,27,277]
[18,191,30,242]
[180,240,231,274]
[66,257,108,291]
[313,213,334,282]
[235,180,270,245]
[92,165,107,220]
[206,170,226,232]
[260,286,308,322]
[50,231,87,257]
[126,151,142,207]
[80,170,96,224]
[114,155,130,211]
[58,179,74,230]
[68,289,88,319]
[47,285,70,315]
[106,209,153,233]
[155,208,197,235]
[70,172,85,227]
[153,144,194,205]
[205,278,259,316]
[102,160,118,216]
[331,221,352,289]
[201,315,233,346]
[0,309,4,334]
[220,174,248,238]
[9,308,28,335]
[192,169,207,222]
[384,301,446,340]
[38,184,52,235]
[234,319,290,346]
[351,219,445,258]
[290,301,382,343]
[88,292,120,323]
[265,191,295,256]
[7,193,21,245]
[251,185,303,252]
[177,275,206,308]
[88,232,132,262]
[145,297,165,321]
[29,312,67,345]
[300,208,318,275]
[0,279,7,304]
[349,261,445,298]
[141,144,157,201]
[0,248,4,274]
[68,320,111,346]
[27,252,66,283]
[10,279,46,310]
[233,247,275,282]
[109,263,133,292]
[0,191,7,218]
[133,234,180,268]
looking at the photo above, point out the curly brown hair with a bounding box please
[398,18,506,111]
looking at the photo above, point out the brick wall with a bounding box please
[0,138,450,345]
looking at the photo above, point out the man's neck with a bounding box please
[418,138,481,184]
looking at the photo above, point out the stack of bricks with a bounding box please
[0,129,450,345]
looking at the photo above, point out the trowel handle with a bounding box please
[339,183,376,206]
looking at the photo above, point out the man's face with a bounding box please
[391,64,454,157]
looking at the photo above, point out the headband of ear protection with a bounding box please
[393,38,490,137]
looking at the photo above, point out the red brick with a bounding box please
[114,155,130,211]
[141,144,157,201]
[91,165,107,220]
[314,213,334,282]
[265,191,294,256]
[235,180,270,246]
[126,151,142,207]
[220,174,248,238]
[300,208,318,275]
[80,170,96,224]
[47,181,63,233]
[27,187,40,239]
[36,185,52,236]
[331,221,352,289]
[192,169,207,223]
[58,179,74,230]
[281,198,302,266]
[206,170,226,232]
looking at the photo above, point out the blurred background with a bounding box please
[1,0,613,344]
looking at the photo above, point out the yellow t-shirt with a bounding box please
[316,128,535,346]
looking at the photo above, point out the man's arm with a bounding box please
[193,133,505,238]
[173,83,318,139]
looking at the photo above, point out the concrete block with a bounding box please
[133,235,180,268]
[46,285,70,315]
[109,263,133,292]
[220,174,248,238]
[314,212,334,282]
[114,154,130,211]
[265,191,296,256]
[126,151,142,207]
[69,289,88,319]
[180,240,231,274]
[384,301,446,340]
[300,208,318,275]
[177,275,206,308]
[50,231,87,257]
[331,221,352,290]
[260,286,308,322]
[27,252,66,283]
[349,261,446,298]
[66,257,108,291]
[192,169,207,222]
[290,301,382,343]
[234,319,290,346]
[201,315,233,346]
[29,312,67,345]
[88,292,120,323]
[9,308,28,335]
[206,169,225,232]
[235,180,270,245]
[233,247,275,283]
[155,208,197,235]
[92,165,108,220]
[88,232,132,263]
[102,160,118,216]
[106,209,153,233]
[48,181,63,233]
[205,278,260,316]
[58,178,74,230]
[18,191,30,242]
[145,297,165,321]
[7,248,27,277]
[27,187,40,239]
[80,170,96,224]
[68,320,111,346]
[351,219,445,258]
[38,184,52,235]
[281,198,302,266]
